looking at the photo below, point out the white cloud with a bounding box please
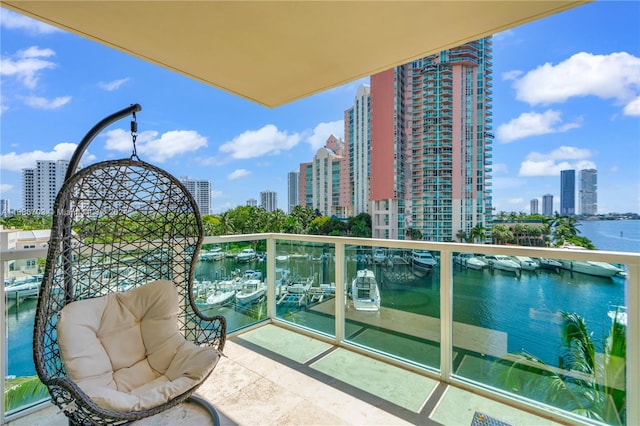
[502,70,522,81]
[219,124,301,159]
[306,120,344,151]
[0,46,57,89]
[623,96,640,116]
[98,78,130,91]
[518,146,596,177]
[0,183,14,193]
[227,169,250,180]
[512,52,640,111]
[24,95,71,110]
[496,110,582,143]
[0,142,85,172]
[104,128,207,162]
[0,9,61,34]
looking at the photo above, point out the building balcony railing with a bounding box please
[1,235,639,426]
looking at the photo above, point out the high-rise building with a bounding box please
[300,135,348,217]
[0,199,9,216]
[560,169,575,215]
[260,190,277,212]
[579,168,597,215]
[287,170,299,214]
[530,199,539,215]
[542,193,554,216]
[368,38,493,241]
[246,198,257,207]
[179,177,211,215]
[345,85,371,216]
[22,160,69,214]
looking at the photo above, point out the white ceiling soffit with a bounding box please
[3,1,590,108]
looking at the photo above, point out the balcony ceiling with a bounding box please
[3,1,588,108]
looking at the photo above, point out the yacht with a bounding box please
[561,260,624,278]
[236,248,257,262]
[351,269,381,312]
[513,256,540,271]
[411,250,437,270]
[454,253,487,270]
[235,278,267,305]
[483,255,522,273]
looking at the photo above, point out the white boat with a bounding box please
[373,249,388,264]
[275,253,290,262]
[513,256,539,271]
[235,279,266,305]
[411,250,437,270]
[242,269,263,281]
[4,274,42,300]
[236,248,257,262]
[483,255,522,273]
[537,258,563,272]
[351,269,380,312]
[199,247,225,261]
[205,282,236,306]
[561,260,623,278]
[454,253,487,270]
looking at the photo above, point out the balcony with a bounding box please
[2,234,639,426]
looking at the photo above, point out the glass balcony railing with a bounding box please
[2,235,638,425]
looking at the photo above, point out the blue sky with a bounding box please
[1,1,639,215]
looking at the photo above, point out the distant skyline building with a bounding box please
[246,198,257,207]
[287,170,299,214]
[260,190,277,212]
[0,199,9,216]
[579,168,597,215]
[542,193,554,216]
[179,177,211,215]
[368,38,493,240]
[22,160,69,214]
[345,84,371,216]
[560,169,576,215]
[530,198,539,215]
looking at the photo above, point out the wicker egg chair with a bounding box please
[34,104,226,425]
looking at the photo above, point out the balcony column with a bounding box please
[440,249,453,382]
[266,236,276,320]
[628,262,639,426]
[334,241,346,343]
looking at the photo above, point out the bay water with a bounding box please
[5,220,638,376]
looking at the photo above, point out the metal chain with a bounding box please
[130,111,139,160]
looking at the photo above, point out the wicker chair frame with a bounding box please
[34,105,226,425]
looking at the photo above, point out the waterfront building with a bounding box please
[0,226,50,277]
[22,160,69,214]
[287,170,299,214]
[542,193,554,216]
[345,85,371,216]
[560,169,575,215]
[368,39,493,241]
[530,198,539,215]
[260,190,277,212]
[301,135,348,217]
[579,168,597,215]
[179,177,211,215]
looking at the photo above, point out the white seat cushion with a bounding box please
[57,279,219,412]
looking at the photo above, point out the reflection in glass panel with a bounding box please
[274,240,336,337]
[193,239,268,331]
[452,252,627,425]
[4,271,50,414]
[344,245,441,370]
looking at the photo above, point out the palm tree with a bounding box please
[455,229,468,243]
[493,310,626,425]
[470,223,486,244]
